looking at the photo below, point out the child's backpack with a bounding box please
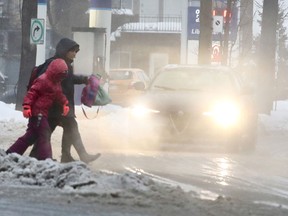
[27,58,54,91]
[81,74,111,107]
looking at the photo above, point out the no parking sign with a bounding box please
[213,16,223,33]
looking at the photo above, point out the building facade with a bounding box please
[110,0,182,77]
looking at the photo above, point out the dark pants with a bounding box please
[61,117,87,157]
[7,116,52,160]
[29,116,87,159]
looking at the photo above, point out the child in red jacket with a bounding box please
[6,58,69,160]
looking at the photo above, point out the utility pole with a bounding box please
[198,0,212,65]
[257,0,278,114]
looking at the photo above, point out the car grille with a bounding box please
[165,110,232,135]
[169,110,192,133]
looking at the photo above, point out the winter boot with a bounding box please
[79,153,101,164]
[69,132,101,163]
[60,154,76,163]
[61,136,75,163]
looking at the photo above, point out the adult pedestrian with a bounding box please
[30,38,100,163]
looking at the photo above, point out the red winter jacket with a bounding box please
[23,59,68,117]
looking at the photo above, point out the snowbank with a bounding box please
[0,148,189,206]
[0,102,189,202]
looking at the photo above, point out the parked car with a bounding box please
[108,68,150,106]
[129,64,258,152]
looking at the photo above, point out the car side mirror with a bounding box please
[133,82,145,91]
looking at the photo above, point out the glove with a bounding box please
[84,76,89,85]
[23,105,32,118]
[62,104,69,116]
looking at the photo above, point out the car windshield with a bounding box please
[150,68,236,92]
[110,70,132,80]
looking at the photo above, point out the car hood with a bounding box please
[133,90,241,113]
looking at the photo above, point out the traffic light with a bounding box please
[213,9,231,23]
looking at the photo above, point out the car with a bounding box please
[108,68,150,106]
[129,64,258,152]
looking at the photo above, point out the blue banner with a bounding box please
[38,0,47,4]
[90,0,111,10]
[187,7,200,40]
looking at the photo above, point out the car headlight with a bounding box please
[130,105,160,118]
[203,101,241,127]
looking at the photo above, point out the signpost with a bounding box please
[35,0,47,65]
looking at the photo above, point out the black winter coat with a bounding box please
[46,38,87,118]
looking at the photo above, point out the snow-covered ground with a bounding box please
[1,101,288,215]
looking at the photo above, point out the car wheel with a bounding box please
[224,133,242,153]
[225,127,257,154]
[239,127,257,153]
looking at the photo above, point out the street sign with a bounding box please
[30,18,45,44]
[213,16,223,33]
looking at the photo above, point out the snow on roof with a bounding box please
[112,8,133,16]
[121,21,181,33]
[111,21,181,40]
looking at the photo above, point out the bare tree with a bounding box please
[15,0,37,111]
[198,0,212,65]
[257,0,278,114]
[274,1,288,100]
[239,0,253,64]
